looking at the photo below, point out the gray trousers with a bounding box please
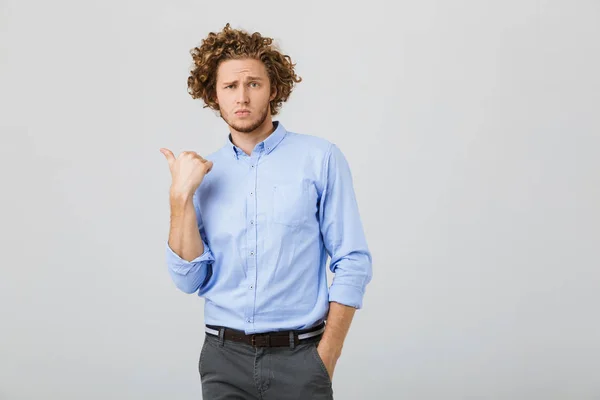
[198,330,334,399]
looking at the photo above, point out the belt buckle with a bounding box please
[251,334,270,347]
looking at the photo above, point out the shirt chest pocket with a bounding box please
[271,181,316,227]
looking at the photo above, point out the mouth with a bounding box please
[235,110,251,117]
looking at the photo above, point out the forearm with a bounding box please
[168,191,204,261]
[320,301,356,359]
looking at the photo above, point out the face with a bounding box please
[215,58,276,134]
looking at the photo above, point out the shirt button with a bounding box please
[250,192,253,196]
[250,220,254,225]
[251,165,254,168]
[249,285,254,290]
[250,251,254,256]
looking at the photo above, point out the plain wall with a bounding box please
[1,0,599,399]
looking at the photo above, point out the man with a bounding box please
[160,23,372,399]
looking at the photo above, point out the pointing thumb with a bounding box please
[159,148,175,168]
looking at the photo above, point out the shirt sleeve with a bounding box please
[319,143,373,309]
[166,193,215,294]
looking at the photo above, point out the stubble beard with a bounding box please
[221,104,270,134]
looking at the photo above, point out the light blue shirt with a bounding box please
[166,121,372,334]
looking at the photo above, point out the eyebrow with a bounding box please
[221,76,265,85]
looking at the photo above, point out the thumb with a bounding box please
[159,148,176,169]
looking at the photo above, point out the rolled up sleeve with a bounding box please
[319,144,373,309]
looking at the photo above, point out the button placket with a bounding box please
[245,152,261,326]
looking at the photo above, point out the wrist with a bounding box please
[318,339,342,359]
[169,187,194,202]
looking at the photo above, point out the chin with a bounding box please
[226,111,268,133]
[232,120,258,133]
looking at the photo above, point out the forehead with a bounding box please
[216,58,268,81]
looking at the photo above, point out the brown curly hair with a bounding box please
[187,23,302,116]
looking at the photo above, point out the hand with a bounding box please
[160,148,213,197]
[316,342,339,381]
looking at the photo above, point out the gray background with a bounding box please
[1,0,599,399]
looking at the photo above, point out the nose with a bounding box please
[236,85,249,104]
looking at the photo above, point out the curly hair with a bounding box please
[187,23,302,116]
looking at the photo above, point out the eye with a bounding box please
[225,84,235,89]
[249,82,259,88]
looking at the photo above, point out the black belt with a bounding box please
[205,321,326,347]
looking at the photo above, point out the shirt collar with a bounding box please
[227,121,287,159]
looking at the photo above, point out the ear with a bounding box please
[270,86,277,101]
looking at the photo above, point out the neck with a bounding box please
[230,115,276,156]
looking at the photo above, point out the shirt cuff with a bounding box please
[166,240,214,276]
[328,283,365,309]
